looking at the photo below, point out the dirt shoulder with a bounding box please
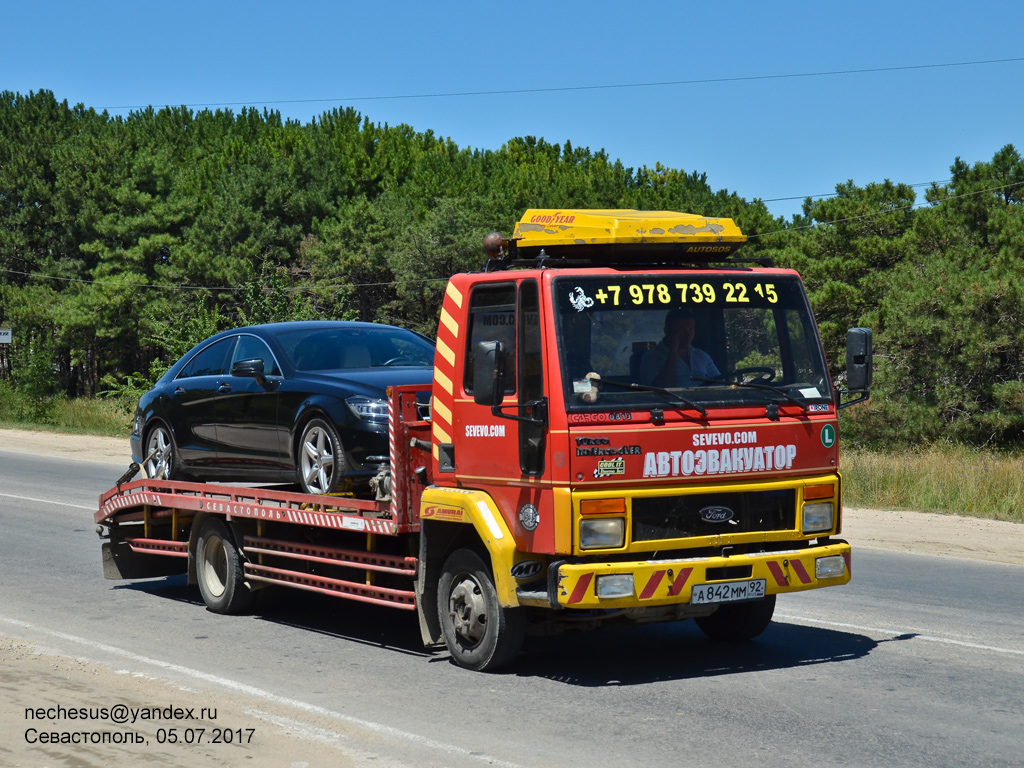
[2,427,1023,567]
[1,637,366,768]
[0,427,130,466]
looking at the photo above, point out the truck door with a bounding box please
[458,279,546,480]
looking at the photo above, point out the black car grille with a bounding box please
[631,489,796,542]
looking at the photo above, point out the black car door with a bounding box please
[168,337,236,468]
[216,334,289,469]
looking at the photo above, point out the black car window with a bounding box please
[280,327,434,371]
[177,337,236,378]
[232,335,281,376]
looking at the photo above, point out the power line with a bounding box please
[99,57,1024,111]
[760,179,951,204]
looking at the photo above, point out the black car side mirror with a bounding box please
[232,358,266,378]
[231,358,274,388]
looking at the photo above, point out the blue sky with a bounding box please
[4,1,1023,220]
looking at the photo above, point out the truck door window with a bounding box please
[464,284,517,395]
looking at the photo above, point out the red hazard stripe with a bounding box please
[639,570,666,600]
[767,561,788,586]
[668,567,693,596]
[842,551,852,575]
[568,572,594,604]
[791,560,812,584]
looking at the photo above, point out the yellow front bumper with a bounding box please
[554,541,851,609]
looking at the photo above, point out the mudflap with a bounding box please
[101,541,187,580]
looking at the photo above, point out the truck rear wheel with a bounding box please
[437,548,524,672]
[694,594,776,641]
[196,518,253,614]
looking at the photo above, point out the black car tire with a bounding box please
[297,417,346,495]
[143,422,181,481]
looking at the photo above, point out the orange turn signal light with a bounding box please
[803,484,835,500]
[580,498,627,516]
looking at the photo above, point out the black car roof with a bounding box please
[162,321,433,382]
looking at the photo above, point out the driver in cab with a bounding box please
[639,308,720,388]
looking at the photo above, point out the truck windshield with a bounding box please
[552,273,832,412]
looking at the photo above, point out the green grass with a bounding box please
[841,445,1024,524]
[0,389,130,437]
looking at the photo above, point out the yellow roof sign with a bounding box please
[512,209,746,248]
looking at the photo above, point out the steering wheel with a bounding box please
[724,367,776,384]
[381,357,419,366]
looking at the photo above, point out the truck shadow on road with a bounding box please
[115,577,430,658]
[511,620,879,686]
[117,579,878,682]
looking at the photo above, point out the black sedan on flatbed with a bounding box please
[130,321,435,495]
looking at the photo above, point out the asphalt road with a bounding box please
[1,450,1022,767]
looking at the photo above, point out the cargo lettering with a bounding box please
[642,445,798,478]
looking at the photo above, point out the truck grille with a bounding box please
[631,489,796,542]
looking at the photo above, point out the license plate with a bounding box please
[691,579,767,605]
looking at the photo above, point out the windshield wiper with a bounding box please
[597,379,707,417]
[693,376,808,413]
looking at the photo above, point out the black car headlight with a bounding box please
[345,396,389,424]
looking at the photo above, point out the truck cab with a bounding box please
[419,209,869,669]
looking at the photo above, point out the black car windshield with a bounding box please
[553,274,832,412]
[275,326,435,372]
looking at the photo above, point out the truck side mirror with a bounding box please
[846,328,873,392]
[472,341,507,407]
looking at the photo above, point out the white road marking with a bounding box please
[777,613,1024,656]
[246,710,414,768]
[0,491,94,510]
[0,615,526,768]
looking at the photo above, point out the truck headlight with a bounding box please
[596,574,634,599]
[579,518,624,549]
[815,555,847,579]
[802,502,834,534]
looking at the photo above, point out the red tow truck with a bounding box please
[96,209,872,671]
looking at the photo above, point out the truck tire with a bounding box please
[437,548,525,672]
[196,518,253,614]
[694,594,776,641]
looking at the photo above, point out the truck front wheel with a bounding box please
[694,594,776,641]
[196,518,253,614]
[437,548,525,672]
